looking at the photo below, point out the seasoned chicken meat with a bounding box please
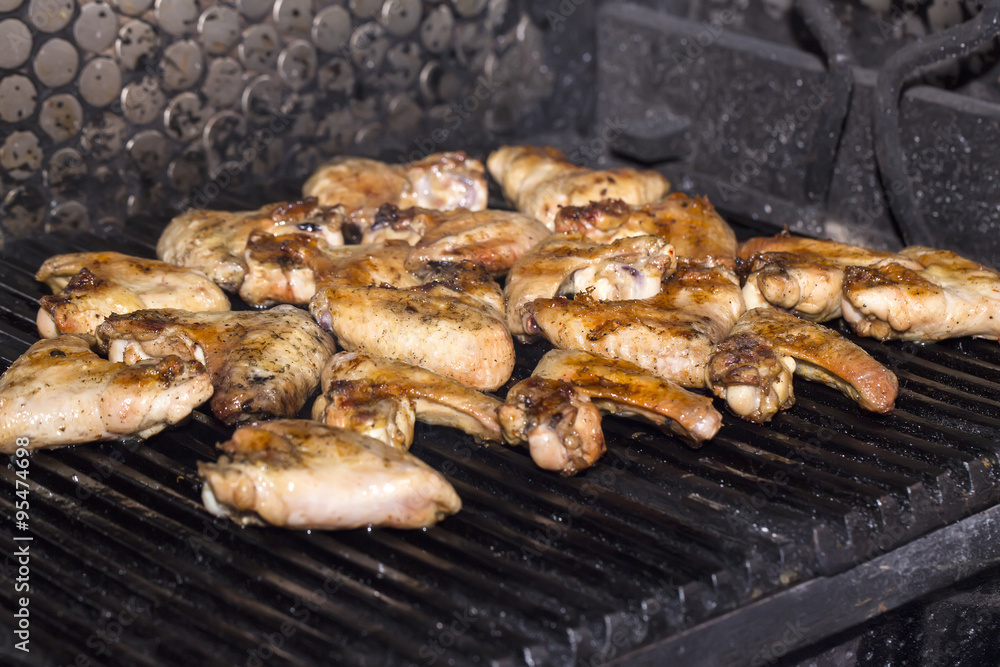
[842,247,1000,342]
[96,306,336,425]
[555,194,738,267]
[157,198,345,291]
[35,252,229,338]
[504,233,676,338]
[0,335,212,451]
[313,352,503,450]
[707,307,898,422]
[487,145,671,229]
[526,262,745,388]
[533,350,722,445]
[198,420,461,530]
[499,377,605,475]
[738,232,920,321]
[303,152,488,230]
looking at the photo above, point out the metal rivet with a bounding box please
[113,0,154,18]
[1,186,46,234]
[384,41,421,89]
[47,148,87,194]
[127,129,171,178]
[121,76,167,124]
[312,5,352,54]
[0,75,37,123]
[350,22,388,71]
[163,92,209,142]
[381,0,421,37]
[0,0,25,11]
[278,39,317,90]
[0,20,33,69]
[0,131,43,180]
[116,20,160,70]
[160,40,204,90]
[420,5,454,54]
[240,24,280,71]
[273,0,312,34]
[47,201,90,234]
[452,0,488,18]
[202,57,244,108]
[27,0,74,34]
[33,38,80,88]
[237,0,273,21]
[168,147,206,195]
[241,74,282,125]
[202,110,247,164]
[198,6,240,55]
[38,93,83,143]
[80,112,128,160]
[74,2,118,53]
[78,57,123,107]
[317,57,355,94]
[348,0,383,20]
[155,0,199,36]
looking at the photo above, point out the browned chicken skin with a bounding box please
[198,420,461,530]
[303,152,488,231]
[96,306,336,425]
[532,350,722,445]
[738,232,921,322]
[157,198,345,292]
[35,252,230,338]
[555,194,738,267]
[0,335,212,451]
[487,145,671,229]
[707,307,898,422]
[504,233,677,339]
[313,352,503,450]
[499,377,606,475]
[842,247,1000,342]
[527,262,745,388]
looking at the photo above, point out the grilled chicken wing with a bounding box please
[35,252,229,338]
[504,233,676,338]
[96,306,336,425]
[0,335,212,451]
[487,145,671,229]
[555,194,738,267]
[303,152,488,231]
[842,247,1000,342]
[738,232,920,321]
[157,198,345,291]
[313,352,503,450]
[533,350,722,445]
[499,377,605,475]
[526,263,745,388]
[198,420,461,529]
[707,307,897,422]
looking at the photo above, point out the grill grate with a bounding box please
[3,218,1000,666]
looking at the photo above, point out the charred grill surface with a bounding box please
[3,217,1000,666]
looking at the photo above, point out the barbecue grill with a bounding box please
[3,1,1000,665]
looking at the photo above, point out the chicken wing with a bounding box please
[313,352,502,450]
[0,335,212,451]
[504,233,676,339]
[157,198,345,291]
[303,152,488,231]
[555,194,738,267]
[738,232,920,322]
[96,306,336,425]
[487,145,670,229]
[35,252,230,338]
[198,420,462,530]
[526,263,745,388]
[499,377,605,475]
[532,350,722,445]
[842,247,1000,342]
[707,307,897,422]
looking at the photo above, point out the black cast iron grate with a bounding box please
[3,213,1000,666]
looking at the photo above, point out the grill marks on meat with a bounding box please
[504,234,677,339]
[738,232,921,322]
[532,349,722,446]
[0,335,212,450]
[302,152,488,231]
[157,198,345,292]
[198,420,462,530]
[708,308,897,422]
[527,262,745,388]
[555,194,738,268]
[487,145,671,229]
[96,306,336,425]
[314,352,502,450]
[499,376,606,476]
[842,247,1000,342]
[35,252,230,338]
